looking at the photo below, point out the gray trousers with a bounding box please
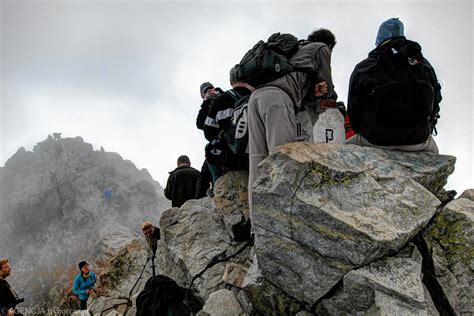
[345,134,439,153]
[248,86,297,213]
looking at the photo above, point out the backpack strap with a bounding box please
[227,89,242,102]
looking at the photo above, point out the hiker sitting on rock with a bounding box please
[164,155,200,208]
[73,261,97,312]
[0,258,24,316]
[346,18,441,153]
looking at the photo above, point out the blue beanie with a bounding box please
[375,18,404,46]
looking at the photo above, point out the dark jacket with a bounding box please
[347,37,441,146]
[164,166,200,208]
[195,160,212,199]
[196,88,224,131]
[73,271,97,301]
[0,279,22,316]
[203,86,252,141]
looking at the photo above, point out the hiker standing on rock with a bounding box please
[73,261,97,312]
[247,29,337,209]
[164,155,200,207]
[196,82,224,197]
[203,66,254,172]
[0,258,24,316]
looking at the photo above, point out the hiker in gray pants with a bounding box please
[247,29,337,216]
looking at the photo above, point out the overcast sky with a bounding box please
[1,0,472,194]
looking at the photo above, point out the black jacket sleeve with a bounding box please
[164,173,174,200]
[347,67,362,133]
[196,99,212,130]
[203,95,223,141]
[0,280,16,316]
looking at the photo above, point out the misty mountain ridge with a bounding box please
[0,134,169,306]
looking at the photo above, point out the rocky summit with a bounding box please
[3,138,472,315]
[0,135,168,309]
[153,142,473,315]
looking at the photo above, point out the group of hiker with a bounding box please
[141,17,443,315]
[0,17,443,316]
[163,17,442,211]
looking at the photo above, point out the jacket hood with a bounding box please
[369,37,421,58]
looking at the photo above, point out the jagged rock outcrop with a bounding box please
[157,142,471,315]
[249,142,455,311]
[420,193,474,315]
[199,289,245,316]
[316,243,438,315]
[0,135,168,308]
[158,171,253,307]
[52,239,151,316]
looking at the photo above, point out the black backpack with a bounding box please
[223,90,250,155]
[136,275,191,316]
[235,32,299,87]
[370,40,436,126]
[205,136,227,166]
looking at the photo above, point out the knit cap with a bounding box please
[200,82,214,98]
[375,18,404,46]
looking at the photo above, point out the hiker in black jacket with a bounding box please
[203,66,254,171]
[203,67,253,141]
[196,82,224,197]
[164,155,200,208]
[0,259,23,316]
[346,18,441,153]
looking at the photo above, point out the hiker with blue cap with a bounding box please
[346,18,442,153]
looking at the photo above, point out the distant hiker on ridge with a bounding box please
[346,18,441,153]
[164,155,200,207]
[73,261,97,312]
[0,258,24,316]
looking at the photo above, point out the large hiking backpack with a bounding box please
[370,40,435,126]
[235,32,299,87]
[136,275,191,316]
[223,90,250,155]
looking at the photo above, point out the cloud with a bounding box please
[1,1,472,193]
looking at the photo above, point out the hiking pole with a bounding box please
[151,254,157,277]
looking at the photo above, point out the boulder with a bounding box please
[242,254,305,315]
[458,189,474,201]
[317,243,438,315]
[214,171,252,241]
[251,143,455,308]
[421,197,474,315]
[200,289,245,316]
[158,196,252,304]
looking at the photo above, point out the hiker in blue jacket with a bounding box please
[73,261,97,311]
